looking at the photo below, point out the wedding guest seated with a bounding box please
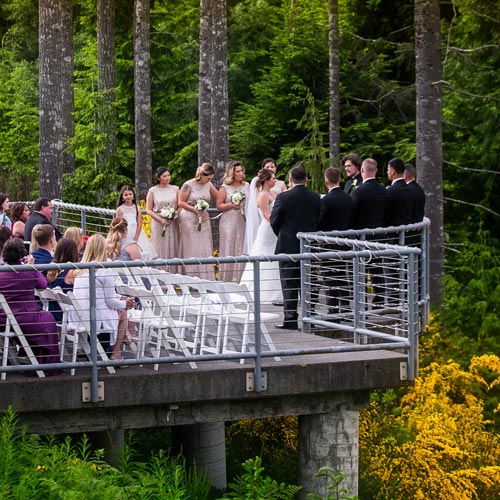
[46,238,79,322]
[64,226,85,260]
[0,193,12,230]
[0,238,61,375]
[24,197,62,247]
[71,234,135,363]
[0,226,11,264]
[31,224,57,271]
[10,203,30,240]
[106,217,142,261]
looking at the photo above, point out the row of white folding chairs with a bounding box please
[0,293,46,379]
[37,287,116,375]
[116,266,281,364]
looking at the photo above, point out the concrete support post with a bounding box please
[90,429,125,465]
[298,408,359,499]
[173,422,227,489]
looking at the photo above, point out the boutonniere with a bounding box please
[352,179,358,189]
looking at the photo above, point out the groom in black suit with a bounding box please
[270,165,321,330]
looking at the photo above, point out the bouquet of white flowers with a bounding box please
[230,191,246,220]
[159,204,177,237]
[193,198,209,231]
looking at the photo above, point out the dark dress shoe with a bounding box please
[272,300,284,306]
[275,322,299,330]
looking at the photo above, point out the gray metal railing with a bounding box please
[1,202,429,397]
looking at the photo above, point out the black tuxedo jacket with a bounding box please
[343,173,363,195]
[270,185,321,254]
[407,180,426,222]
[385,178,415,227]
[350,178,389,229]
[318,187,353,231]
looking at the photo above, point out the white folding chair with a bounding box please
[0,293,45,379]
[148,284,197,370]
[196,281,281,363]
[116,280,196,369]
[57,291,116,375]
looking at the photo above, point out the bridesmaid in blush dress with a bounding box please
[146,166,180,262]
[216,161,249,282]
[178,163,218,280]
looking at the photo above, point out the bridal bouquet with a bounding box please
[193,198,209,231]
[230,191,246,220]
[159,204,177,237]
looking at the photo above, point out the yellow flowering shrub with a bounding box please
[139,199,151,239]
[360,356,500,499]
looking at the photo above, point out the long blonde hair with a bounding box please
[106,217,128,259]
[222,161,245,185]
[64,226,83,251]
[81,234,108,264]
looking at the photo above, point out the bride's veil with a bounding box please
[243,176,261,254]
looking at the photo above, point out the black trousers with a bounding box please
[278,260,301,324]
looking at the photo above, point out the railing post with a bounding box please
[407,253,418,380]
[352,257,361,344]
[89,266,100,402]
[253,261,263,392]
[300,238,312,334]
[81,208,87,235]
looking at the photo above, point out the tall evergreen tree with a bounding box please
[415,0,444,305]
[134,0,152,200]
[39,0,64,199]
[328,0,340,164]
[97,0,117,180]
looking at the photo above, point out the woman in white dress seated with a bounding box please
[71,234,135,362]
[240,168,283,304]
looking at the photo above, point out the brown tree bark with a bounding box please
[60,0,75,176]
[415,0,444,306]
[39,0,72,199]
[328,0,340,165]
[198,0,212,169]
[209,0,229,187]
[134,0,152,201]
[97,0,116,175]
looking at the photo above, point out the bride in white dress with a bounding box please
[240,169,283,304]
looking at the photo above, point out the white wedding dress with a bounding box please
[240,203,283,304]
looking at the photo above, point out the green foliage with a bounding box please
[219,456,301,500]
[226,416,298,486]
[307,467,358,500]
[442,230,500,365]
[0,407,212,500]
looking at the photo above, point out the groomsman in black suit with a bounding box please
[350,158,389,305]
[271,165,321,330]
[318,167,354,314]
[404,163,426,223]
[350,158,389,230]
[342,153,363,195]
[385,157,415,228]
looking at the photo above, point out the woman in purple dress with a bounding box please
[0,238,61,375]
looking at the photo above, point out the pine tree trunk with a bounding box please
[60,0,75,177]
[209,0,229,187]
[134,0,152,201]
[97,0,116,177]
[198,0,212,167]
[415,0,444,306]
[328,0,340,164]
[39,0,63,199]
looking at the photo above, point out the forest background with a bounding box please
[0,0,499,498]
